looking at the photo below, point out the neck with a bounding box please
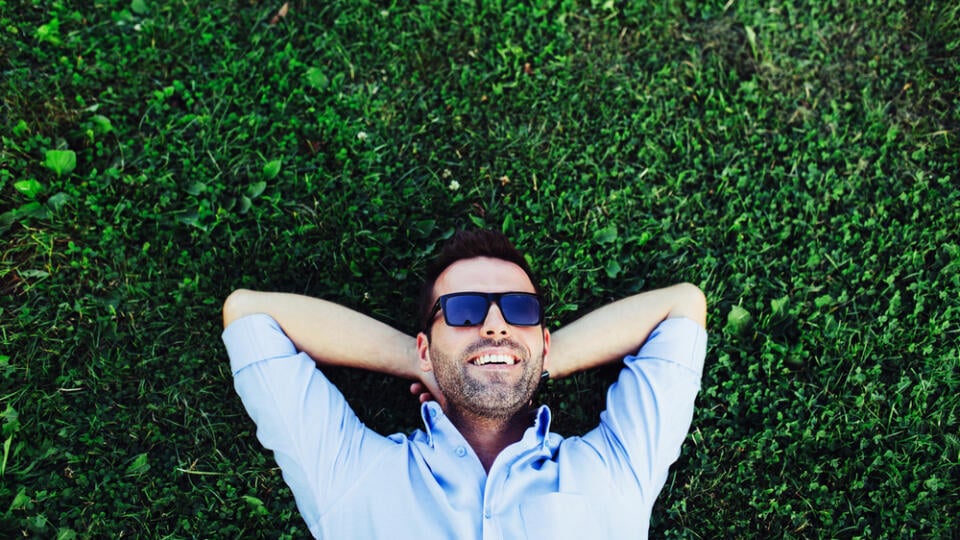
[447,407,534,472]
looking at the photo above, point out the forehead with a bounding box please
[433,257,536,298]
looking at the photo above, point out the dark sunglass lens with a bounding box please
[444,294,490,326]
[500,294,541,325]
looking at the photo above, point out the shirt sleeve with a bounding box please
[587,317,708,497]
[222,314,393,530]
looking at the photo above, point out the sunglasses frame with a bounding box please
[428,291,544,328]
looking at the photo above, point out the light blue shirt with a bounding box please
[223,314,707,539]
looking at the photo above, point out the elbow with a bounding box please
[672,283,708,328]
[222,288,254,328]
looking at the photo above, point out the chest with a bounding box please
[312,445,645,540]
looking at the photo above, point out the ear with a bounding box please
[416,332,433,372]
[541,327,551,371]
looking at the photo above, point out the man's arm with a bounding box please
[223,291,419,529]
[223,289,425,381]
[545,283,706,379]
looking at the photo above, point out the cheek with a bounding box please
[433,328,476,350]
[523,329,548,353]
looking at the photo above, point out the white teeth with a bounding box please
[473,354,516,366]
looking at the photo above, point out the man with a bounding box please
[222,229,707,539]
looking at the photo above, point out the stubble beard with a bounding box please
[429,338,544,421]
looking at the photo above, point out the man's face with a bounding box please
[417,257,550,420]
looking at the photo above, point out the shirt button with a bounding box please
[484,509,491,519]
[455,446,467,457]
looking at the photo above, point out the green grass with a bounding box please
[2,0,958,537]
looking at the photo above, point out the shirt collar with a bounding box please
[419,401,443,447]
[419,401,553,450]
[531,404,552,448]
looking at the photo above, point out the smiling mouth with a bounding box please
[470,354,518,366]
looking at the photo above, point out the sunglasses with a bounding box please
[429,292,544,328]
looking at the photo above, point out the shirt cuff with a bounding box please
[222,313,299,375]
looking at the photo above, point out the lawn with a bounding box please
[2,0,958,537]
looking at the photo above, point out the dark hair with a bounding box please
[417,229,543,333]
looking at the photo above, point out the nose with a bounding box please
[480,303,509,336]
